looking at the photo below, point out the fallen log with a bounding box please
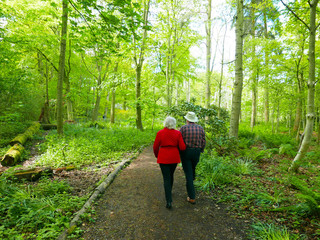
[1,144,24,166]
[11,167,53,181]
[41,124,57,130]
[10,122,41,146]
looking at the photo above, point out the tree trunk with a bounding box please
[133,0,150,131]
[57,0,68,135]
[136,66,143,130]
[229,0,244,138]
[290,0,319,171]
[110,63,118,124]
[205,0,212,109]
[263,9,269,123]
[276,99,280,133]
[110,89,116,123]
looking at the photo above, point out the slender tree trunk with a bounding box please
[276,99,280,133]
[205,0,212,109]
[229,0,244,138]
[110,89,116,123]
[133,0,150,131]
[136,65,143,130]
[44,62,50,123]
[92,74,102,122]
[251,78,258,131]
[186,79,190,102]
[57,0,68,135]
[218,23,227,118]
[263,9,269,123]
[290,0,319,171]
[110,63,118,124]
[293,78,302,134]
[104,92,109,119]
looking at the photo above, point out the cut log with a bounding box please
[1,144,24,166]
[10,122,41,146]
[41,124,57,130]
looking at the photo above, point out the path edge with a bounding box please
[57,146,147,240]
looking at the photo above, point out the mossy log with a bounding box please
[10,122,41,146]
[12,168,53,181]
[41,124,57,130]
[1,144,24,166]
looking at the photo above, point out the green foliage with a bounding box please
[195,154,235,192]
[289,177,320,217]
[239,123,296,148]
[279,144,296,157]
[0,121,30,147]
[166,101,229,135]
[251,222,300,240]
[196,154,257,192]
[0,177,86,239]
[36,123,157,168]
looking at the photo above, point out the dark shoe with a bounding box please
[166,202,172,209]
[187,197,196,204]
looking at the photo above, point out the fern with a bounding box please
[289,177,320,216]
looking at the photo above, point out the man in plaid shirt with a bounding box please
[180,112,206,204]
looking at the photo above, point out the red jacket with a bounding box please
[153,128,186,164]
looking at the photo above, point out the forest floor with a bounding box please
[80,146,250,240]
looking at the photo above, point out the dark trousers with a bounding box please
[159,163,177,204]
[181,148,201,199]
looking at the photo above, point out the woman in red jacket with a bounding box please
[153,116,186,209]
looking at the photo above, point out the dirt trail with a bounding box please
[81,146,249,240]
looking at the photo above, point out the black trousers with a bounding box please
[159,163,177,204]
[180,148,201,199]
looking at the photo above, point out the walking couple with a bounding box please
[153,112,206,209]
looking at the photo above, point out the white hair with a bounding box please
[164,116,176,129]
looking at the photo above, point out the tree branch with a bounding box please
[36,49,59,73]
[280,0,310,30]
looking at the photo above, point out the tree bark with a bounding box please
[57,0,68,135]
[229,0,244,138]
[205,0,212,109]
[290,0,319,172]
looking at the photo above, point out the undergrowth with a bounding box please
[196,122,320,239]
[36,123,157,168]
[0,177,86,240]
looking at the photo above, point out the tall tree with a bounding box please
[132,0,151,130]
[57,0,69,135]
[205,0,212,109]
[280,0,320,171]
[229,0,244,138]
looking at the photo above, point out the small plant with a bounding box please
[233,157,256,175]
[251,222,300,240]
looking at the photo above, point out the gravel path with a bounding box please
[81,146,249,240]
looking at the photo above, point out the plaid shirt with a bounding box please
[180,123,206,152]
